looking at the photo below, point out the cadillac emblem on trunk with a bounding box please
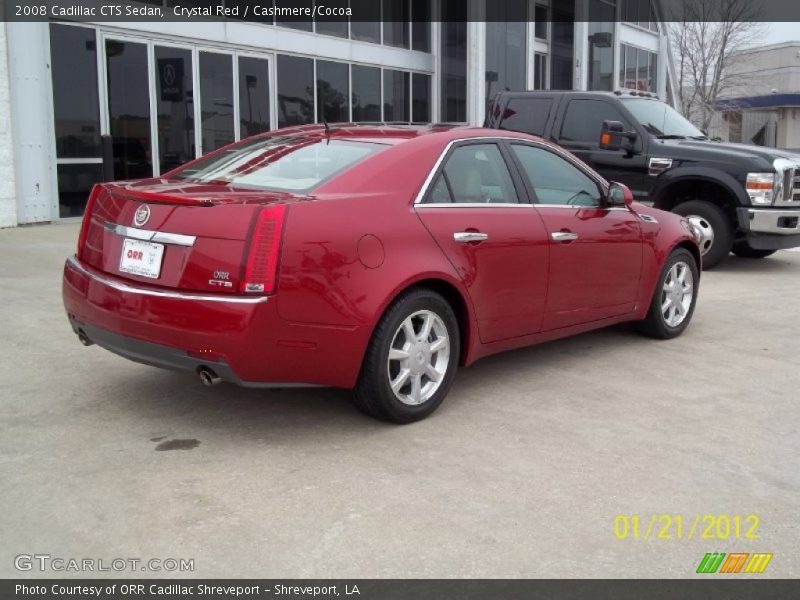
[134,204,151,227]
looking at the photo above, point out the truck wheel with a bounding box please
[672,201,732,269]
[732,243,776,259]
[634,247,699,340]
[353,288,460,424]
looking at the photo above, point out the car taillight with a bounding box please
[240,204,287,294]
[77,185,101,260]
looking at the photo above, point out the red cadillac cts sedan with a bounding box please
[63,125,701,423]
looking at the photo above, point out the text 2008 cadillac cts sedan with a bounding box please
[63,125,701,423]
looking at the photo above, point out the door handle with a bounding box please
[454,231,489,243]
[551,231,579,242]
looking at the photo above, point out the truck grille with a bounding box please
[794,170,800,202]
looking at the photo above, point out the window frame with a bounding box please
[416,138,532,207]
[504,140,609,208]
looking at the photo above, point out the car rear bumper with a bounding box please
[62,256,367,388]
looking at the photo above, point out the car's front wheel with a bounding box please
[353,288,460,423]
[634,247,699,339]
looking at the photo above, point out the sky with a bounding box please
[760,22,800,45]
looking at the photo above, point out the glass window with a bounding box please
[534,5,548,39]
[499,98,553,136]
[175,138,387,193]
[384,70,409,123]
[550,2,575,90]
[440,0,467,122]
[57,163,104,218]
[439,144,518,204]
[511,144,601,207]
[383,0,410,48]
[199,52,234,153]
[239,56,271,138]
[350,0,381,43]
[155,46,194,174]
[588,1,615,91]
[316,17,348,38]
[411,0,431,52]
[534,53,548,90]
[621,98,704,138]
[412,73,431,124]
[351,65,381,122]
[276,0,313,31]
[50,24,101,159]
[620,44,658,92]
[316,60,350,123]
[106,39,152,180]
[485,18,527,104]
[559,99,629,143]
[277,55,314,128]
[428,174,453,203]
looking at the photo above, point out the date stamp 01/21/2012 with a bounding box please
[613,514,761,541]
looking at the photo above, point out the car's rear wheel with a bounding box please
[672,200,732,269]
[353,288,460,423]
[634,248,699,339]
[732,243,776,259]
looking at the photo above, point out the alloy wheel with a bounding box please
[661,261,694,328]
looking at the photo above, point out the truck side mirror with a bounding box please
[599,120,638,155]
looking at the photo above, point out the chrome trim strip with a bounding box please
[104,222,196,247]
[66,256,269,304]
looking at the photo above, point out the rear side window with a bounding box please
[499,98,553,136]
[173,137,387,193]
[559,99,630,143]
[511,144,601,207]
[427,143,518,204]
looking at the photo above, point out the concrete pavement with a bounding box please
[1,223,798,578]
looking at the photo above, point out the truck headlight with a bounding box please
[746,172,777,205]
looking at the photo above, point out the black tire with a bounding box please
[672,200,733,269]
[732,243,776,259]
[634,248,700,339]
[353,288,460,424]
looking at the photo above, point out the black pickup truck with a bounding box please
[485,90,800,268]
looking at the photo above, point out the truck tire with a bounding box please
[732,243,777,259]
[672,200,732,269]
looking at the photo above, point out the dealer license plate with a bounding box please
[119,238,164,279]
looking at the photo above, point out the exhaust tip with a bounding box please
[198,367,222,387]
[77,329,94,347]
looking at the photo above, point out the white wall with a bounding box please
[0,22,18,228]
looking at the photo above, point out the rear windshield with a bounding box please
[172,137,387,193]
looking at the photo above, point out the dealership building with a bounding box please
[0,0,673,227]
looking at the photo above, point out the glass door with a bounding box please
[105,37,153,180]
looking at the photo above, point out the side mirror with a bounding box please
[599,120,639,155]
[607,182,634,207]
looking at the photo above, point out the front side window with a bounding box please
[559,99,630,143]
[174,138,387,193]
[427,144,519,204]
[511,144,601,207]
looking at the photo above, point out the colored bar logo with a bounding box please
[696,552,773,574]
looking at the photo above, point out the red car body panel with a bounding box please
[63,125,699,390]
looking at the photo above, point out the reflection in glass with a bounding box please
[352,65,381,122]
[384,70,409,123]
[106,39,152,180]
[440,0,467,122]
[485,2,527,104]
[155,46,194,174]
[200,52,235,154]
[383,0,410,48]
[239,56,271,137]
[50,24,101,158]
[57,163,104,218]
[412,73,431,123]
[316,60,350,123]
[588,1,616,91]
[277,55,314,128]
[411,0,431,52]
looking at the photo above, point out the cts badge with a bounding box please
[133,204,151,227]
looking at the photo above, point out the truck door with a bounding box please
[554,98,649,201]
